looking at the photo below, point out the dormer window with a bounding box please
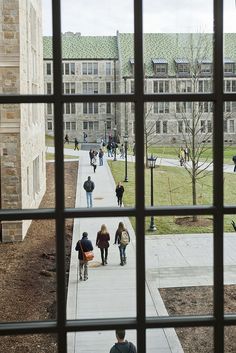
[152,59,168,76]
[224,59,235,75]
[129,59,134,76]
[175,59,190,76]
[198,60,213,76]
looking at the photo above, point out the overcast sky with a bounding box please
[42,0,236,36]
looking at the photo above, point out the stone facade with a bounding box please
[0,0,46,242]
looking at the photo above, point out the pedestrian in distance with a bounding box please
[83,176,95,208]
[83,131,88,142]
[109,330,137,353]
[179,147,185,166]
[64,134,69,144]
[114,222,130,266]
[119,144,124,158]
[107,142,113,157]
[115,181,124,207]
[184,146,190,162]
[96,224,110,265]
[89,149,94,165]
[98,148,104,166]
[74,137,79,150]
[75,232,93,281]
[232,155,236,172]
[92,152,97,173]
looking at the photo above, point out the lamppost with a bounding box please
[124,134,128,182]
[104,121,107,143]
[113,126,117,161]
[148,154,157,231]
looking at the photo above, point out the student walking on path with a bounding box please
[232,155,236,172]
[109,330,136,353]
[96,224,110,265]
[98,148,104,166]
[114,222,130,266]
[115,181,124,207]
[75,232,93,281]
[92,152,97,173]
[74,137,79,150]
[83,176,95,208]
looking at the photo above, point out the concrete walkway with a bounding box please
[66,150,183,353]
[46,146,236,352]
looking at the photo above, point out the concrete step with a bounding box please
[80,143,101,151]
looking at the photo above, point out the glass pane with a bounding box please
[0,334,57,353]
[225,326,236,353]
[67,217,136,319]
[0,103,49,213]
[144,101,214,207]
[68,330,136,353]
[147,327,213,353]
[61,0,133,35]
[0,219,56,320]
[146,216,213,316]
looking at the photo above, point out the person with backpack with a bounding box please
[98,148,104,166]
[75,232,93,281]
[83,176,95,208]
[96,224,110,265]
[232,155,236,172]
[114,222,130,266]
[109,330,136,353]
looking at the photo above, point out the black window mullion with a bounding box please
[134,0,146,352]
[51,0,67,352]
[213,0,224,352]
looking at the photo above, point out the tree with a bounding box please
[175,33,214,218]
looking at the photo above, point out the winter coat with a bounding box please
[96,231,110,249]
[115,185,124,198]
[83,180,95,192]
[75,237,93,260]
[110,341,136,353]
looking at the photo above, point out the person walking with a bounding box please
[109,330,137,353]
[115,181,124,207]
[83,131,88,142]
[89,149,94,165]
[98,148,104,166]
[96,224,110,265]
[232,155,236,172]
[83,176,95,208]
[75,232,93,281]
[119,144,124,158]
[179,147,185,166]
[184,146,190,162]
[64,134,69,144]
[74,137,79,150]
[92,152,97,173]
[114,222,130,266]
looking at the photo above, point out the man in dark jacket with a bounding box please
[233,155,236,172]
[109,330,136,353]
[83,176,95,207]
[75,232,93,281]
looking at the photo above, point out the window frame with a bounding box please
[0,2,232,353]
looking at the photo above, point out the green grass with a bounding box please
[46,135,81,150]
[108,160,236,234]
[147,145,236,164]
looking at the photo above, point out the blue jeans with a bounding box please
[86,192,93,207]
[99,157,103,166]
[119,245,127,264]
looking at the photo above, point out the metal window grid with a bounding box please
[0,0,236,352]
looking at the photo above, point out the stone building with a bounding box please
[0,0,46,242]
[44,31,236,145]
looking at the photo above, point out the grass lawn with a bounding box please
[108,160,236,234]
[147,145,236,164]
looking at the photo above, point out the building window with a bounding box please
[106,120,111,130]
[176,102,192,113]
[199,61,213,75]
[176,80,192,93]
[178,120,183,133]
[63,62,75,75]
[64,82,76,94]
[152,59,168,76]
[156,120,160,134]
[224,101,231,113]
[163,121,168,133]
[82,62,98,75]
[198,80,212,93]
[229,120,235,133]
[46,62,51,75]
[201,120,206,133]
[224,61,235,74]
[225,80,236,93]
[106,62,112,75]
[106,82,111,94]
[207,120,212,133]
[71,122,76,130]
[83,121,99,130]
[82,82,98,94]
[153,80,169,93]
[106,102,111,114]
[47,82,52,94]
[47,103,52,115]
[175,59,190,75]
[47,120,53,130]
[153,102,169,114]
[64,103,76,114]
[33,156,40,196]
[83,102,98,114]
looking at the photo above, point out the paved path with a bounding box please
[46,146,236,352]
